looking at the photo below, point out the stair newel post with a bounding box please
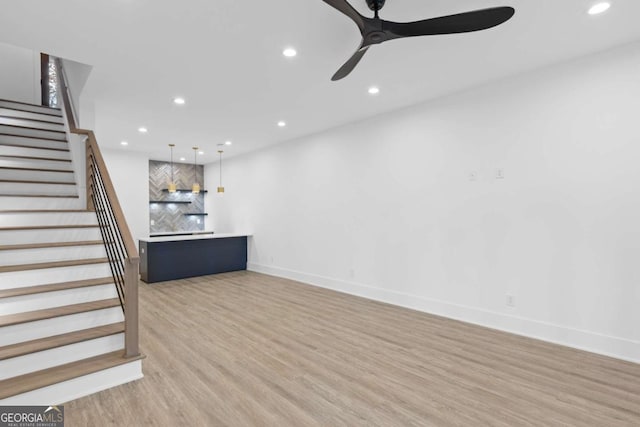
[124,257,140,358]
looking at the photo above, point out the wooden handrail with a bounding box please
[54,57,140,358]
[54,58,138,262]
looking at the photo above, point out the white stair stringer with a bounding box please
[0,359,143,406]
[0,334,124,380]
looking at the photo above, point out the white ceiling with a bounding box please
[1,0,639,164]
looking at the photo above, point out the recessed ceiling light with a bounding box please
[180,157,186,161]
[283,48,297,58]
[588,2,610,15]
[368,86,380,95]
[138,127,148,133]
[173,97,186,105]
[278,121,286,127]
[120,141,128,146]
[225,141,232,146]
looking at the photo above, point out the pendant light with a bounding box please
[167,144,177,193]
[217,150,225,194]
[192,146,200,194]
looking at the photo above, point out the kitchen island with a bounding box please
[139,233,249,283]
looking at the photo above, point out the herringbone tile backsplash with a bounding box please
[149,160,206,234]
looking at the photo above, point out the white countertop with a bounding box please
[139,232,251,243]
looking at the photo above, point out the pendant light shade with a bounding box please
[217,150,225,194]
[168,144,177,193]
[192,146,200,194]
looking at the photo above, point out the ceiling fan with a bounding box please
[322,0,515,80]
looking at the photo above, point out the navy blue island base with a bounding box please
[139,234,248,283]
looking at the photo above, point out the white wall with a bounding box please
[101,149,150,244]
[207,41,640,363]
[61,58,93,125]
[0,41,40,104]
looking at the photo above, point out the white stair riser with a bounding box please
[0,158,74,170]
[0,124,66,141]
[0,135,68,150]
[0,212,96,226]
[0,227,102,245]
[0,263,112,289]
[0,169,75,183]
[0,307,123,346]
[0,108,64,124]
[0,196,83,210]
[0,284,117,316]
[0,245,107,267]
[0,101,62,117]
[0,117,65,132]
[0,145,71,160]
[0,334,124,381]
[0,182,77,196]
[0,360,142,406]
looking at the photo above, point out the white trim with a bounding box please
[248,262,640,364]
[0,360,143,405]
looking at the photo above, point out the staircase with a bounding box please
[0,98,143,404]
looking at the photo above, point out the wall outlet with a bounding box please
[349,268,355,279]
[150,220,155,226]
[496,168,505,179]
[469,171,478,181]
[196,218,201,224]
[506,294,515,307]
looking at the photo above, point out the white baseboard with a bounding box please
[248,262,640,364]
[0,360,143,405]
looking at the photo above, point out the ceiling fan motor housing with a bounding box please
[366,0,386,11]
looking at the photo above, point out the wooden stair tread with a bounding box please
[0,166,73,173]
[0,179,75,185]
[0,106,62,118]
[0,240,104,251]
[0,98,62,111]
[0,142,69,152]
[0,114,64,126]
[0,133,67,142]
[0,322,124,361]
[0,257,109,273]
[0,123,66,134]
[0,298,120,328]
[0,224,98,231]
[0,209,89,213]
[0,350,144,400]
[0,155,71,163]
[0,194,79,198]
[0,276,115,299]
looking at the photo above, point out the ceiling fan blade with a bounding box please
[331,45,370,81]
[384,7,515,39]
[322,0,366,31]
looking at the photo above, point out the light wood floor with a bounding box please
[66,271,640,426]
